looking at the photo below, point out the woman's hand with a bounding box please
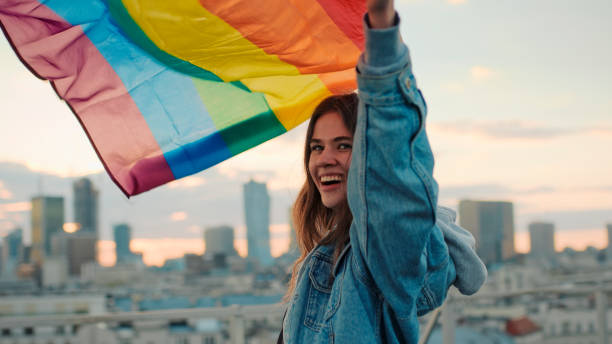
[367,0,395,29]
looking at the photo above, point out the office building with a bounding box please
[31,196,64,266]
[1,228,22,278]
[51,231,97,276]
[73,178,99,238]
[114,223,132,264]
[528,221,556,261]
[458,200,515,266]
[204,225,237,257]
[244,180,272,266]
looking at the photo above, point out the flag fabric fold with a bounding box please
[0,0,365,196]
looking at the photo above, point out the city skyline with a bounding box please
[1,0,611,265]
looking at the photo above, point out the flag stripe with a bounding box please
[106,0,222,82]
[191,78,286,156]
[199,0,362,73]
[315,0,366,51]
[118,0,300,81]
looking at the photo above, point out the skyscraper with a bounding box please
[204,225,237,257]
[458,200,515,266]
[528,221,556,261]
[1,228,22,278]
[73,178,99,238]
[31,196,64,266]
[113,223,132,264]
[244,180,272,266]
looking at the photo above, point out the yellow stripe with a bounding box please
[122,0,332,129]
[243,75,333,130]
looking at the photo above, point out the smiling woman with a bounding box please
[280,1,487,342]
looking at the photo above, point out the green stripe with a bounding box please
[107,0,242,85]
[192,78,286,155]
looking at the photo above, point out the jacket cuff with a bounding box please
[362,12,404,68]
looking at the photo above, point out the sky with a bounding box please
[0,0,611,266]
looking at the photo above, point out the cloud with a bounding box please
[447,0,467,4]
[0,181,13,199]
[431,120,612,140]
[441,82,465,93]
[170,211,188,222]
[167,176,206,189]
[521,208,612,231]
[470,66,495,81]
[0,201,31,213]
[187,225,201,234]
[439,183,556,200]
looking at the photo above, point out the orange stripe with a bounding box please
[199,0,361,75]
[318,69,358,95]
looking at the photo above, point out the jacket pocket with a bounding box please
[305,252,333,332]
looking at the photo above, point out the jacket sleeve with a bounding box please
[347,14,452,319]
[437,206,488,295]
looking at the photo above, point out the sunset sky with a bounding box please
[1,0,611,266]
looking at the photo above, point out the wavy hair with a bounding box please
[285,93,359,300]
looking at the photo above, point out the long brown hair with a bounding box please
[285,93,358,300]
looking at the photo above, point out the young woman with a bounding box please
[281,1,486,343]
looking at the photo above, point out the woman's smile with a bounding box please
[308,111,353,210]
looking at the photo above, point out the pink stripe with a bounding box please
[0,0,174,196]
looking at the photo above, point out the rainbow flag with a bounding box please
[0,0,364,196]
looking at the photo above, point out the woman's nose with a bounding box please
[318,148,337,166]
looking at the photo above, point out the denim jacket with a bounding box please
[282,16,486,344]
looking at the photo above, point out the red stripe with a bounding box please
[315,0,366,51]
[0,0,174,196]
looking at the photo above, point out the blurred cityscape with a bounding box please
[0,177,611,344]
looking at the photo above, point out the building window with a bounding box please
[1,328,11,336]
[202,337,216,344]
[24,327,34,336]
[589,322,595,333]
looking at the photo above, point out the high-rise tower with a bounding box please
[528,221,556,261]
[243,180,272,266]
[73,178,99,238]
[458,200,515,266]
[113,223,132,264]
[31,196,64,266]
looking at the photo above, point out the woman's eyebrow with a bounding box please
[334,136,353,142]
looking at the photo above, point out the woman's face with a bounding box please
[308,111,353,210]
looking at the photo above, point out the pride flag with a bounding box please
[0,0,364,196]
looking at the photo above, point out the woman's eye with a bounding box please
[338,143,352,150]
[310,145,323,152]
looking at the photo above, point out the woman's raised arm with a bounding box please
[347,1,454,321]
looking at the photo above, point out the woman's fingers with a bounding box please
[367,0,394,28]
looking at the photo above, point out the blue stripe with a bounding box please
[163,132,232,179]
[42,0,232,177]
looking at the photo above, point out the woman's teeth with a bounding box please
[321,175,342,185]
